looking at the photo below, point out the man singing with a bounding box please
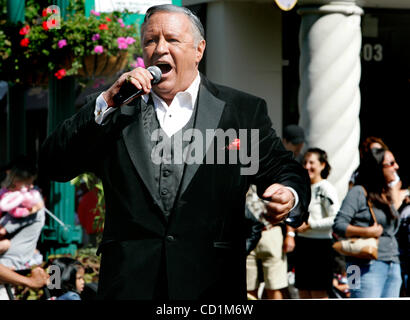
[39,4,310,300]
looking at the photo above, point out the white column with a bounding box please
[298,2,363,202]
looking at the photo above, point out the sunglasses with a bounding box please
[382,160,396,168]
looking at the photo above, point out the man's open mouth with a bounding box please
[155,63,172,75]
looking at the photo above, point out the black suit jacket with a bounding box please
[39,75,310,300]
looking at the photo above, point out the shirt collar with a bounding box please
[142,72,201,109]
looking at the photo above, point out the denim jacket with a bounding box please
[57,291,81,300]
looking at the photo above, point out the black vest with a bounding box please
[142,95,198,217]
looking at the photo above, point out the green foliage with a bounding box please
[0,0,142,84]
[0,27,11,61]
[76,246,100,283]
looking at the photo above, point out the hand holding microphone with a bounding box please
[103,66,162,108]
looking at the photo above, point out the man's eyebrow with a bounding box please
[164,30,182,37]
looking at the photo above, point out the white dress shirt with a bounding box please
[95,72,200,137]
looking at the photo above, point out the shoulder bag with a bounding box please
[332,187,379,260]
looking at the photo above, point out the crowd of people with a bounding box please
[246,129,410,299]
[1,134,405,300]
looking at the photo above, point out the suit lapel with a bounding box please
[121,98,163,211]
[120,77,226,210]
[178,79,226,198]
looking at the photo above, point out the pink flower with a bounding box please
[91,33,100,41]
[117,37,128,50]
[125,37,135,45]
[136,57,145,68]
[118,43,128,50]
[130,57,145,69]
[90,10,100,16]
[94,45,104,54]
[58,39,67,48]
[117,18,125,28]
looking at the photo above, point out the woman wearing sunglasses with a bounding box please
[333,148,406,298]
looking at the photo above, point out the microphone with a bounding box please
[112,66,162,106]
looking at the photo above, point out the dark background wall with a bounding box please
[360,8,410,188]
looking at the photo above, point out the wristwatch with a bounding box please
[286,231,296,237]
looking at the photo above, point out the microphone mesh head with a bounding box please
[147,66,162,84]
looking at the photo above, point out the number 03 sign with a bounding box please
[275,0,298,11]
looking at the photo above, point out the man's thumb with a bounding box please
[262,184,280,198]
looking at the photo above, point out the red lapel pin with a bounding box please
[227,138,240,150]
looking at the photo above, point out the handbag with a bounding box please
[332,187,379,260]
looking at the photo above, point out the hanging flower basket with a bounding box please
[0,1,141,85]
[78,51,128,78]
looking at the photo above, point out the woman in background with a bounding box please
[333,148,404,298]
[294,148,340,299]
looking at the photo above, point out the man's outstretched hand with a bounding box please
[261,183,295,226]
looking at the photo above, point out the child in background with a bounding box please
[0,158,45,269]
[0,185,43,219]
[48,257,85,300]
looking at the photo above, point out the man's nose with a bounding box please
[154,37,169,55]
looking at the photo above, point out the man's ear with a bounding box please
[196,39,206,64]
